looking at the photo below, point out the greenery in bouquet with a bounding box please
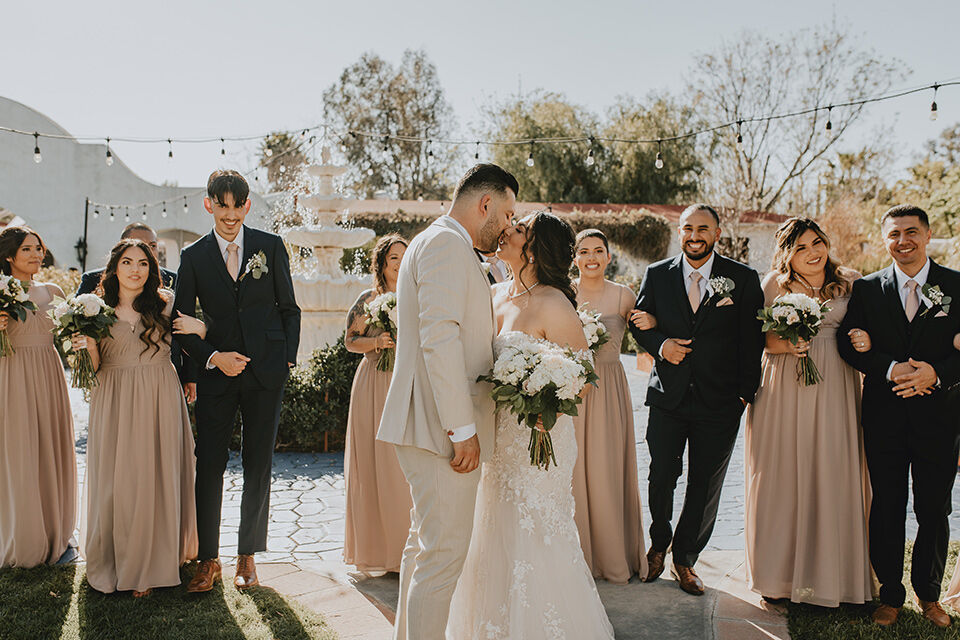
[47,294,117,390]
[757,293,830,385]
[364,291,398,371]
[0,275,38,357]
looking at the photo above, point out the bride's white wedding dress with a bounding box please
[446,331,615,639]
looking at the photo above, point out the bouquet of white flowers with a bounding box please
[364,291,398,371]
[577,307,610,354]
[0,275,37,357]
[47,294,117,390]
[478,332,598,469]
[757,292,830,386]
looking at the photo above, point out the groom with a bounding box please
[174,170,300,593]
[630,204,763,595]
[378,163,517,639]
[838,205,960,628]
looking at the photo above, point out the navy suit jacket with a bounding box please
[173,226,301,394]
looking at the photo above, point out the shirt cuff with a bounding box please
[658,341,667,360]
[206,351,219,370]
[447,423,477,443]
[886,361,896,381]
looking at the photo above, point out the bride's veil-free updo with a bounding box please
[517,211,578,308]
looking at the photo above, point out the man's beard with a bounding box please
[477,218,502,253]
[682,240,714,262]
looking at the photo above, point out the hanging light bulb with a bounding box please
[124,207,131,223]
[183,197,188,215]
[300,129,308,139]
[161,202,168,218]
[105,138,114,166]
[655,140,664,170]
[168,138,174,160]
[417,193,424,202]
[426,140,434,163]
[109,207,115,222]
[366,167,374,176]
[220,138,226,156]
[931,84,940,121]
[586,148,595,166]
[93,207,100,219]
[526,143,535,167]
[826,106,833,133]
[474,142,480,161]
[265,147,273,157]
[339,141,347,153]
[33,133,42,163]
[279,165,286,174]
[382,137,391,163]
[736,121,743,151]
[141,207,148,220]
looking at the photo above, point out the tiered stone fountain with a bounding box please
[284,146,374,361]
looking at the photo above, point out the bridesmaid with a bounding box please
[77,239,198,597]
[744,218,871,607]
[571,228,647,584]
[0,226,77,568]
[343,234,412,574]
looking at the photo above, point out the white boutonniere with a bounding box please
[709,276,736,306]
[920,283,951,317]
[240,251,269,281]
[481,262,492,276]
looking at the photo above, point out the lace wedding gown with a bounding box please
[446,332,615,639]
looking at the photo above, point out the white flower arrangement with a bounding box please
[47,294,117,390]
[240,250,269,281]
[577,307,610,354]
[920,283,952,317]
[364,291,398,371]
[708,276,736,305]
[0,275,38,357]
[757,292,830,385]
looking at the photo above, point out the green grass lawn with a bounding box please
[0,562,338,640]
[787,541,960,639]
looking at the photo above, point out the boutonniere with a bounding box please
[240,251,269,281]
[709,276,736,306]
[920,283,951,317]
[481,262,492,276]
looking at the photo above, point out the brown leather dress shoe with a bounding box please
[871,604,900,626]
[187,559,222,593]
[234,554,259,590]
[644,549,666,583]
[918,599,951,627]
[671,564,705,596]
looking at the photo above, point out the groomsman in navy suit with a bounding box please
[174,170,300,592]
[630,204,764,596]
[839,205,960,628]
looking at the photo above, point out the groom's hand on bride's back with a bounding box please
[450,435,481,473]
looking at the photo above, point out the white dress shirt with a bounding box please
[205,227,245,370]
[885,258,934,381]
[658,252,716,359]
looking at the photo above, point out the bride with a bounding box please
[446,212,615,639]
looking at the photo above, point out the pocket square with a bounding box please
[716,297,734,307]
[935,310,949,318]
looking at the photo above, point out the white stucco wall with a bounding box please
[0,96,270,271]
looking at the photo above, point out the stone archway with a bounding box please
[157,228,201,270]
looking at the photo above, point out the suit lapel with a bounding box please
[238,226,257,293]
[669,255,694,330]
[692,254,722,333]
[908,261,941,348]
[204,231,238,294]
[880,266,909,346]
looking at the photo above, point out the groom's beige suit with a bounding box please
[378,215,496,640]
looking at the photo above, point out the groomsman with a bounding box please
[174,170,300,592]
[838,205,960,628]
[630,204,763,596]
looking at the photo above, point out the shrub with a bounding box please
[561,209,671,262]
[348,209,437,240]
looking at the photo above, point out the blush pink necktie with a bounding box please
[904,279,919,321]
[688,271,703,313]
[226,242,239,281]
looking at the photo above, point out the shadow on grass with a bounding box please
[0,563,77,640]
[242,586,314,640]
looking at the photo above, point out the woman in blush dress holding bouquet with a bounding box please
[343,234,412,574]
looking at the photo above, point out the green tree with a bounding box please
[322,49,457,199]
[258,132,309,192]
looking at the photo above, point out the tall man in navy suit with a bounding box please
[173,170,300,592]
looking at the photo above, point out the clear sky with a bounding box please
[1,0,956,193]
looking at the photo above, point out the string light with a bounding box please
[655,139,664,170]
[474,142,480,161]
[825,106,833,133]
[220,138,226,156]
[586,148,595,166]
[124,207,131,223]
[366,167,374,176]
[141,207,147,220]
[33,132,41,163]
[183,197,188,215]
[161,202,167,218]
[426,140,434,163]
[93,207,100,219]
[736,121,743,151]
[417,193,424,202]
[526,143,535,167]
[382,136,390,163]
[168,139,173,160]
[109,207,115,222]
[105,138,114,166]
[931,84,940,121]
[265,147,273,157]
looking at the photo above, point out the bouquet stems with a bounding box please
[377,347,395,372]
[796,354,822,386]
[0,329,13,357]
[528,427,557,470]
[70,349,99,390]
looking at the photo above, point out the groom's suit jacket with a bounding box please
[838,261,960,429]
[378,215,497,460]
[630,253,764,418]
[173,226,300,394]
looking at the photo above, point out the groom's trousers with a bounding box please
[646,394,741,568]
[863,411,959,607]
[394,445,480,640]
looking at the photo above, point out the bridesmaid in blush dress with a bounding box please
[343,234,412,574]
[0,226,77,568]
[571,228,647,584]
[78,239,198,597]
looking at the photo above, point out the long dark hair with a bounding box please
[518,212,578,308]
[372,233,408,294]
[771,217,851,299]
[0,226,46,276]
[99,239,170,356]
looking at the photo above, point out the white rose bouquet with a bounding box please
[478,332,598,469]
[47,294,117,390]
[757,293,830,386]
[577,307,610,354]
[0,275,37,357]
[364,291,398,371]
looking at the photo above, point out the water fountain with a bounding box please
[283,146,375,361]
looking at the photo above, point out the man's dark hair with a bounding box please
[453,163,519,201]
[680,203,720,226]
[120,222,156,239]
[207,170,250,207]
[881,204,929,228]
